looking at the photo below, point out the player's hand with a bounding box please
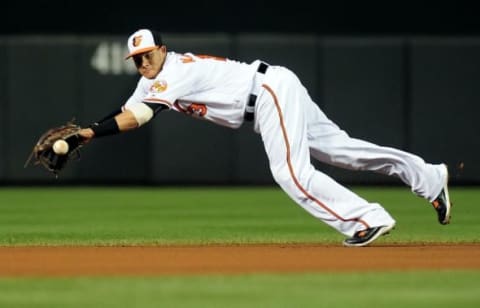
[79,128,95,143]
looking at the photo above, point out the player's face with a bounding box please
[133,46,166,79]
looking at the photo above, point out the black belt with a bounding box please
[244,62,269,121]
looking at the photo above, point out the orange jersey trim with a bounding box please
[142,98,173,108]
[196,54,227,61]
[181,54,227,63]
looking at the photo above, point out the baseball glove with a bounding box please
[24,119,84,176]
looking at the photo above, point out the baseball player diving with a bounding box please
[78,29,452,247]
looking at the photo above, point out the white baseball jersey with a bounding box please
[124,50,447,237]
[124,52,259,128]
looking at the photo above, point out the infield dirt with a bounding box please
[1,244,479,276]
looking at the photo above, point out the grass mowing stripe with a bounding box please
[0,186,479,245]
[0,271,478,308]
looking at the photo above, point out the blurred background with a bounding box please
[1,1,478,186]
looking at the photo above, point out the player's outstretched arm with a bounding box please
[115,110,140,131]
[79,109,140,142]
[80,101,167,141]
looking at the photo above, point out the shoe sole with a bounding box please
[343,223,396,247]
[440,164,452,225]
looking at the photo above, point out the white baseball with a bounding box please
[53,139,69,155]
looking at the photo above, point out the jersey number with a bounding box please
[186,103,207,117]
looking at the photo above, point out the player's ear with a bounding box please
[159,45,167,53]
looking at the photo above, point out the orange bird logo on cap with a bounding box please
[132,35,143,47]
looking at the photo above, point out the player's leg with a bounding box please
[305,99,450,224]
[255,67,395,239]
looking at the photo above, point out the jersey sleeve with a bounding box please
[142,53,205,108]
[124,53,206,111]
[123,78,150,109]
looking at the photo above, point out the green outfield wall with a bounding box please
[0,35,477,185]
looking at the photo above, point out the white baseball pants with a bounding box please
[253,66,447,236]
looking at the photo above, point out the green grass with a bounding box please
[0,186,479,245]
[0,271,478,308]
[0,186,479,307]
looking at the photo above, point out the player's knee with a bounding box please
[271,165,289,183]
[271,164,315,201]
[271,166,299,194]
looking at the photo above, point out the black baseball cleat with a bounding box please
[343,223,395,247]
[431,166,452,225]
